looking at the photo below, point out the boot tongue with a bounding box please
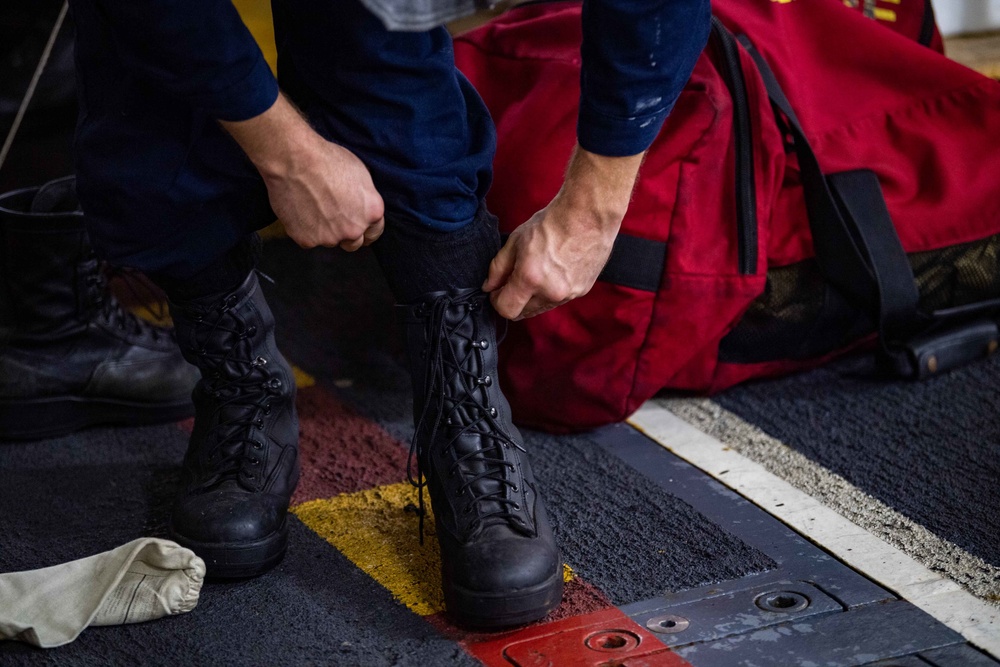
[30,176,82,214]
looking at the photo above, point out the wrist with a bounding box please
[556,145,644,229]
[220,93,317,181]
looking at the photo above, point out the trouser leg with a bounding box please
[271,0,499,301]
[273,0,563,626]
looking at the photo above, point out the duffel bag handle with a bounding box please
[734,32,999,379]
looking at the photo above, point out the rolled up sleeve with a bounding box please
[96,0,278,121]
[578,0,711,156]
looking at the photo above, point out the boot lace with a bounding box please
[187,291,282,491]
[409,294,526,543]
[83,257,166,341]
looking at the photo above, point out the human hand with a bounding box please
[264,138,385,252]
[482,200,617,320]
[482,145,644,320]
[220,93,384,252]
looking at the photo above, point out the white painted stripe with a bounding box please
[628,401,1000,657]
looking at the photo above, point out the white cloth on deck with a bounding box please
[0,538,205,648]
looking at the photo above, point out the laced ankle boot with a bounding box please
[0,177,198,440]
[402,288,563,628]
[166,271,299,579]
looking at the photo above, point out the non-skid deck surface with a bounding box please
[0,244,775,665]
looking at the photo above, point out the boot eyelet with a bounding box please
[263,406,272,415]
[510,484,518,492]
[480,375,492,387]
[252,440,263,450]
[512,503,521,510]
[464,506,473,514]
[245,325,257,337]
[488,407,498,418]
[254,419,264,428]
[253,356,267,367]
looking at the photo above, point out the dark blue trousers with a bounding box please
[72,0,495,280]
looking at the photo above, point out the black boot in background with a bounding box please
[402,288,563,628]
[0,176,198,440]
[167,271,299,579]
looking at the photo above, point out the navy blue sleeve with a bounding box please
[578,0,711,157]
[95,0,278,121]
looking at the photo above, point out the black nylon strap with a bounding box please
[736,33,923,365]
[597,233,666,292]
[827,170,921,343]
[499,232,666,293]
[736,34,876,311]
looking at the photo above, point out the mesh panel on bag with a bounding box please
[718,233,1000,364]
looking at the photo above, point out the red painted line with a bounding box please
[293,385,409,504]
[459,607,693,667]
[176,384,411,503]
[427,576,616,643]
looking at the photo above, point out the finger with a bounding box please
[363,217,385,246]
[339,234,365,252]
[491,271,535,321]
[513,295,552,321]
[482,239,517,292]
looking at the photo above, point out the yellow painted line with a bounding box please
[295,483,578,617]
[293,482,446,616]
[257,220,287,240]
[232,0,277,74]
[130,302,172,327]
[291,365,316,389]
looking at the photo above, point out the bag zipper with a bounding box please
[710,17,758,276]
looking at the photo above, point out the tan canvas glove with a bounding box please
[0,538,205,648]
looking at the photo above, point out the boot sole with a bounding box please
[168,519,289,580]
[445,567,564,629]
[0,395,195,440]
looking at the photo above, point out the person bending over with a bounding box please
[67,0,709,627]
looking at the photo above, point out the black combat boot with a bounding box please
[166,271,299,579]
[402,288,563,628]
[0,177,198,440]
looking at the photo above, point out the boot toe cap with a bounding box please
[448,534,561,594]
[171,490,286,545]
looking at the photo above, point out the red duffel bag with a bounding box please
[454,0,1000,433]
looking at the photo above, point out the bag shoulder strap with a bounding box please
[735,33,923,357]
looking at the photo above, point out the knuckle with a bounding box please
[521,267,544,289]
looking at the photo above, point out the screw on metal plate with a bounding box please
[583,630,641,653]
[646,614,690,634]
[754,590,810,613]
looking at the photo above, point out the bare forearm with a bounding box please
[218,92,385,251]
[218,93,313,180]
[555,144,645,233]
